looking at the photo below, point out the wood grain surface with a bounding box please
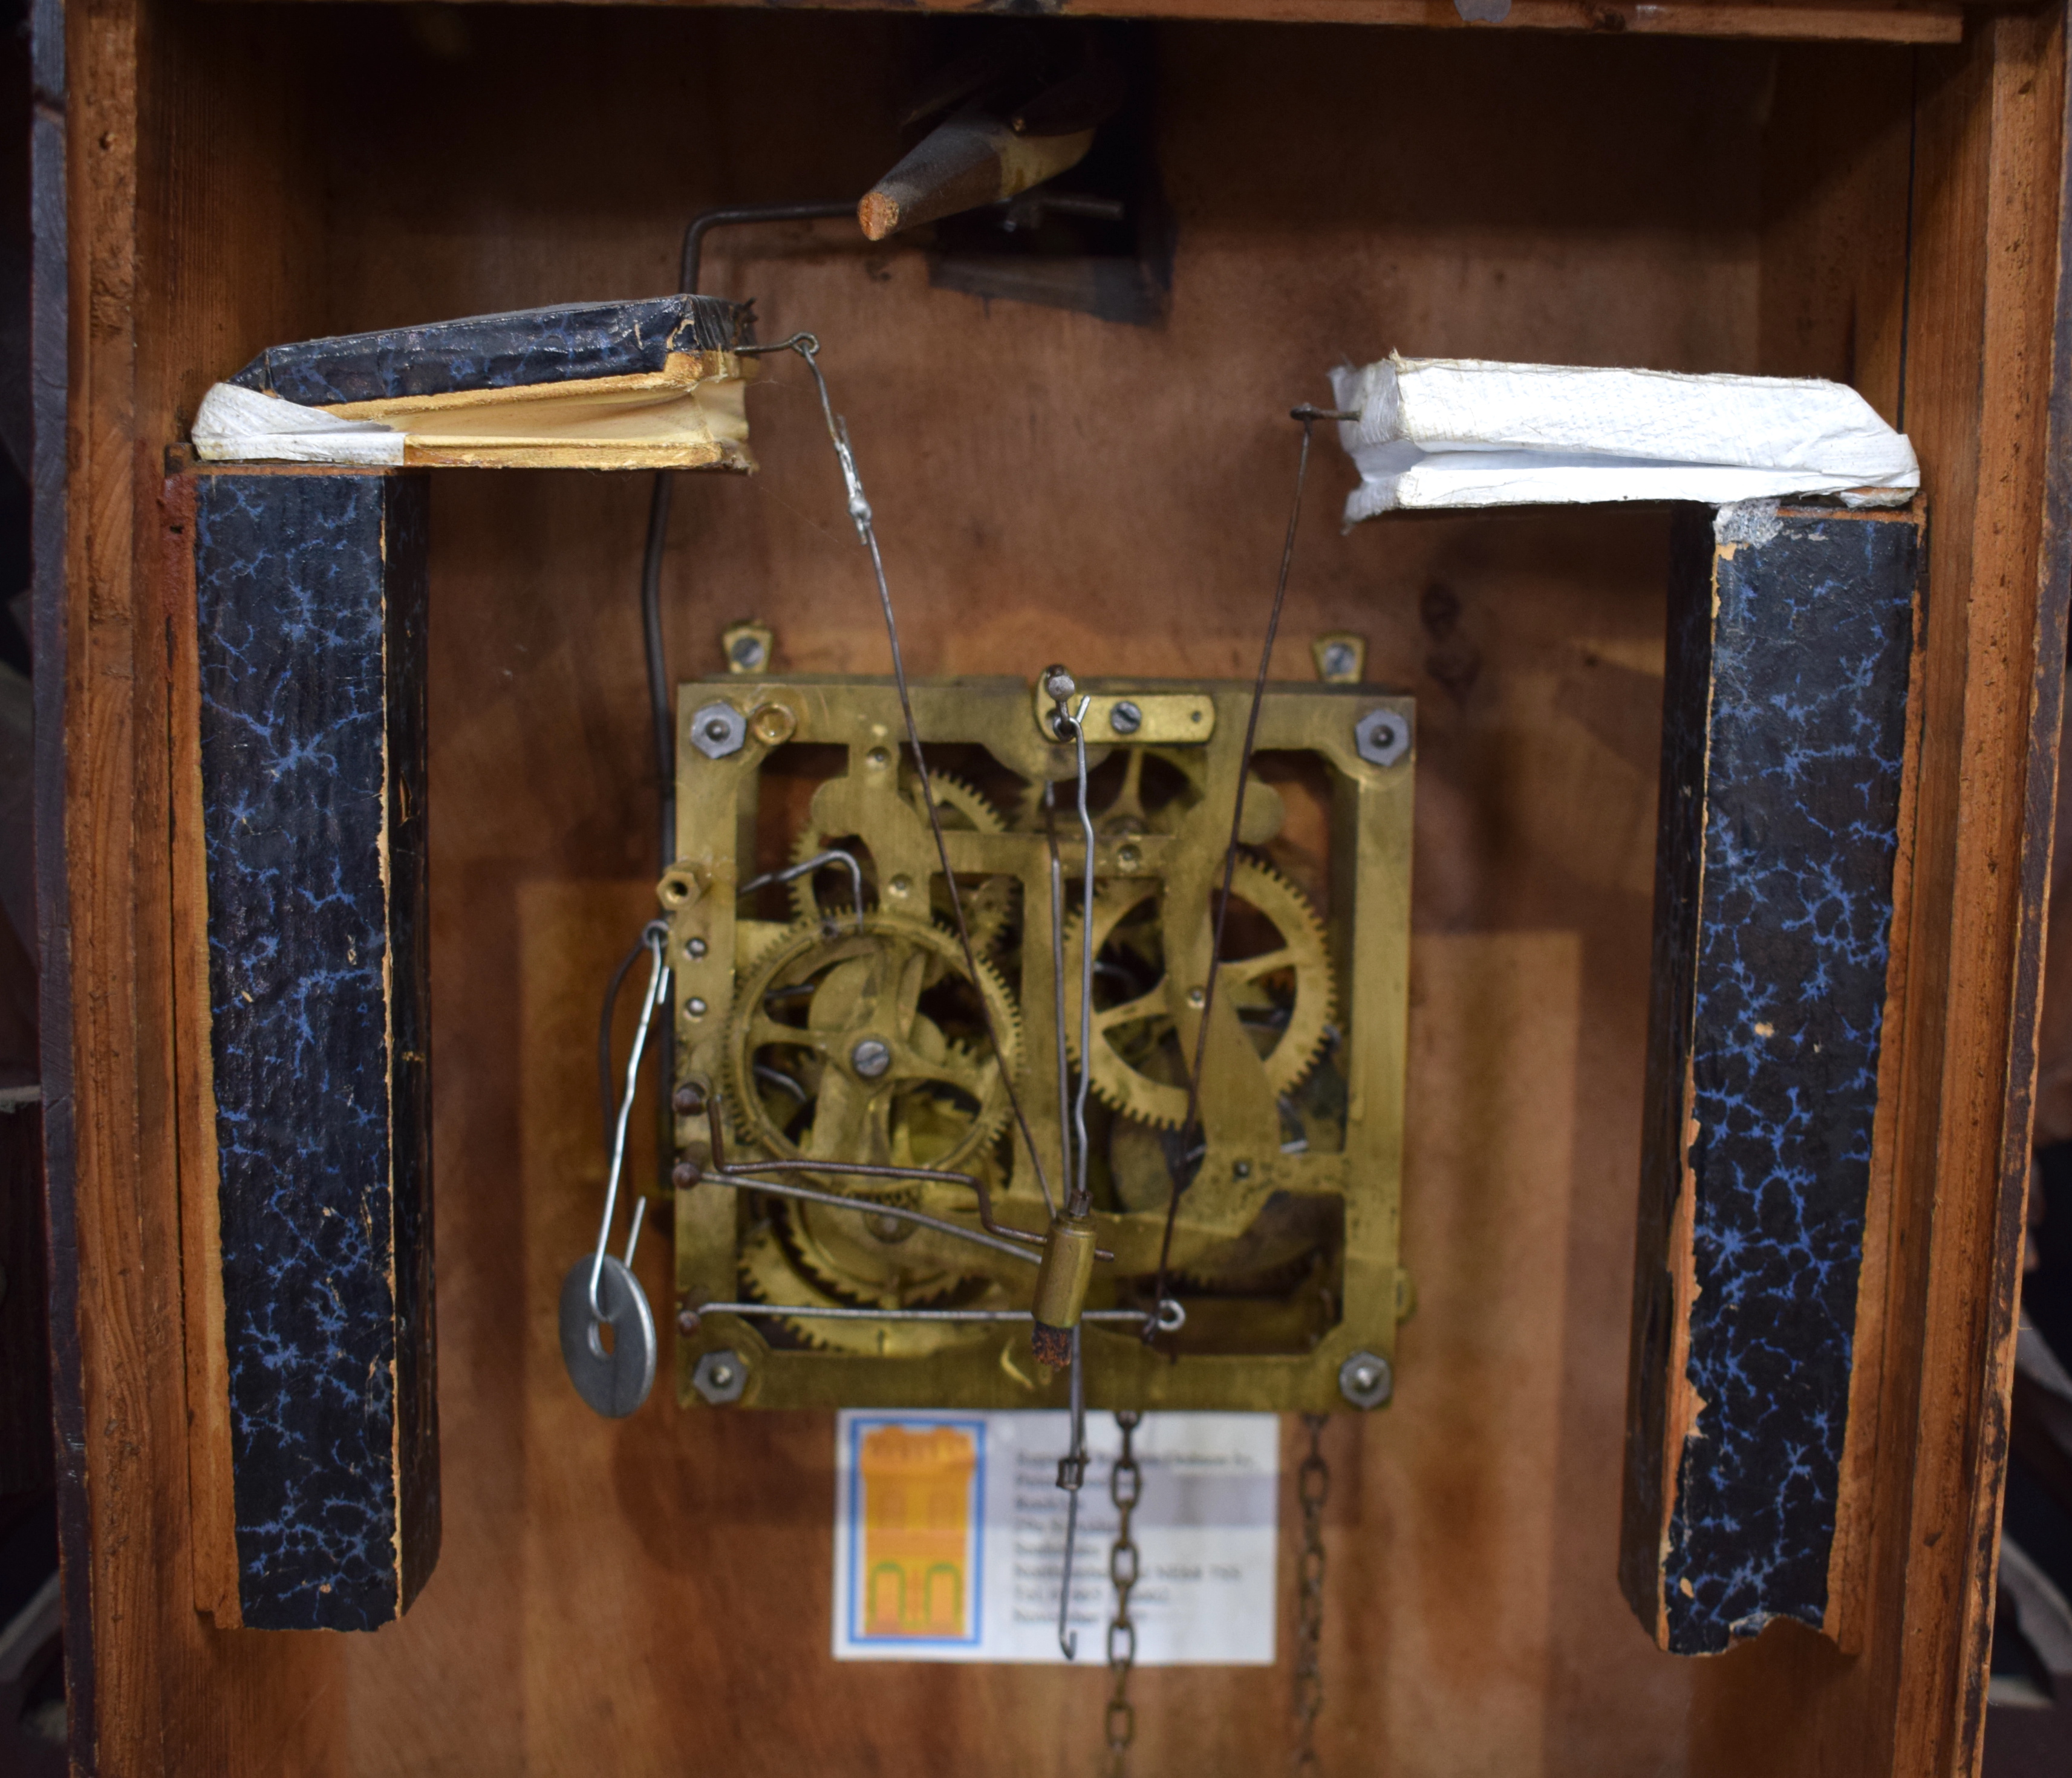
[47,2,2064,1773]
[234,0,1972,47]
[1689,12,2071,1778]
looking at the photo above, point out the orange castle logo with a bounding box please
[856,1422,981,1641]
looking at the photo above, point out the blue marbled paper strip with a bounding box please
[1660,507,1918,1653]
[227,293,749,407]
[193,469,436,1630]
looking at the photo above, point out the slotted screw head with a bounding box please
[1110,700,1143,735]
[851,1037,893,1079]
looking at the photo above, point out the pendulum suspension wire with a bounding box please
[744,331,1056,1219]
[1045,786,1073,1206]
[1148,409,1321,1326]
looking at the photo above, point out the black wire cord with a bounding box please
[1146,409,1321,1330]
[619,201,856,1184]
[642,201,859,879]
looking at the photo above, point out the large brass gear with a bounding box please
[724,910,1023,1176]
[737,1199,1009,1356]
[1063,857,1335,1131]
[789,770,1014,949]
[1014,745,1208,838]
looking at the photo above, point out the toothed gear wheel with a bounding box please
[737,1203,1005,1355]
[787,770,1013,949]
[724,911,1024,1177]
[1014,746,1208,838]
[1063,858,1335,1131]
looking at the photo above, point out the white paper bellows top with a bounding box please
[193,383,407,466]
[1327,356,1920,521]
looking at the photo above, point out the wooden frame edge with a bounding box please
[1822,503,1932,1655]
[160,470,239,1628]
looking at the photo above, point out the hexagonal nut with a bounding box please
[656,866,701,910]
[692,1347,748,1405]
[689,701,748,761]
[1338,1349,1393,1410]
[1354,708,1411,769]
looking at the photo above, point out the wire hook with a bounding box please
[588,919,671,1321]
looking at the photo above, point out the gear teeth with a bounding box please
[723,910,1025,1177]
[1061,856,1335,1132]
[738,1198,1000,1353]
[786,770,1009,938]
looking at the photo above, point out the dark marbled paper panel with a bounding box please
[1633,505,1918,1656]
[193,469,437,1630]
[227,293,749,406]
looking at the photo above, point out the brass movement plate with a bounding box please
[665,674,1413,1413]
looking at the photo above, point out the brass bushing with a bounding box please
[1030,1214,1098,1367]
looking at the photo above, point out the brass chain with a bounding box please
[1103,1410,1144,1777]
[1292,1413,1329,1773]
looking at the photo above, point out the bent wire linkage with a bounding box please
[587,919,673,1322]
[674,1086,1115,1262]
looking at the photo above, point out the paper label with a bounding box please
[833,1410,1279,1665]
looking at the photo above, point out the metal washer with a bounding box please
[559,1254,657,1418]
